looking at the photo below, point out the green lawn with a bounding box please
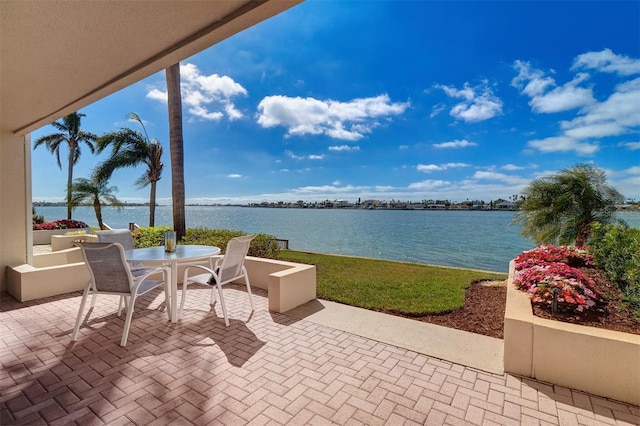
[278,250,507,315]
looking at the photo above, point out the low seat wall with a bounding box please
[179,256,317,313]
[7,248,89,302]
[504,260,640,406]
[51,234,98,251]
[33,228,91,245]
[7,251,317,313]
[243,256,316,313]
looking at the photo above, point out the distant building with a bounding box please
[495,201,519,210]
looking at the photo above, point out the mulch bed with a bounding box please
[387,281,508,339]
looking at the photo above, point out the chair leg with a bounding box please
[209,284,216,305]
[244,274,254,311]
[117,296,124,316]
[90,293,97,308]
[216,284,230,327]
[71,286,91,341]
[121,294,136,347]
[178,280,189,319]
[163,284,171,321]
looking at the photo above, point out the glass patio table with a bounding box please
[124,245,221,323]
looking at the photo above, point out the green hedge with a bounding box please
[131,226,280,259]
[589,223,640,311]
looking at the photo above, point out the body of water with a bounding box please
[35,206,640,273]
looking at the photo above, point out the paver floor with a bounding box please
[1,286,638,425]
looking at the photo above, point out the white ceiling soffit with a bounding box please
[0,0,302,135]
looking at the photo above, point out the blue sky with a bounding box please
[32,1,640,205]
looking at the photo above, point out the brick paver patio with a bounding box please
[1,286,638,425]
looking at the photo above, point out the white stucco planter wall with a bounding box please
[504,260,640,406]
[33,228,91,245]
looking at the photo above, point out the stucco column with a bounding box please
[1,130,31,292]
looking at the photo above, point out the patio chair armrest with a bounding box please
[183,264,219,285]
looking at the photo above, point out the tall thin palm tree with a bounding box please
[166,63,186,239]
[33,112,98,220]
[95,113,163,227]
[71,177,122,230]
[512,164,624,246]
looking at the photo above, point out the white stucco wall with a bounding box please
[1,131,31,293]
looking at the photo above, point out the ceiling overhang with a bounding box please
[0,0,302,135]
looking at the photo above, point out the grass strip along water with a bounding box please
[278,250,507,316]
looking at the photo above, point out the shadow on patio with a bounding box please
[1,286,638,425]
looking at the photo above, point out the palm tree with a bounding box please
[71,177,122,230]
[33,112,98,220]
[512,164,624,247]
[95,113,163,227]
[166,63,186,239]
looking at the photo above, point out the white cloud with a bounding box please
[430,104,446,118]
[515,51,640,156]
[527,136,599,155]
[472,171,529,185]
[407,179,451,190]
[529,74,595,113]
[286,150,325,161]
[511,60,555,97]
[146,88,167,103]
[257,94,409,140]
[432,139,478,149]
[572,48,640,76]
[292,183,367,194]
[610,166,640,199]
[227,174,243,178]
[417,162,469,173]
[619,141,640,150]
[560,77,640,139]
[512,61,595,113]
[436,81,503,122]
[146,63,247,121]
[329,145,360,152]
[502,164,524,171]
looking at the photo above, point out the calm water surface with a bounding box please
[36,206,640,273]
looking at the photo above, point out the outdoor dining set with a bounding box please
[71,229,255,347]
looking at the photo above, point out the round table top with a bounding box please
[124,244,220,263]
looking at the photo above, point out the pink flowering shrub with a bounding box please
[514,244,593,270]
[33,219,88,231]
[514,245,599,313]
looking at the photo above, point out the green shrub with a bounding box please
[132,227,280,259]
[589,223,640,310]
[181,227,280,259]
[132,226,173,248]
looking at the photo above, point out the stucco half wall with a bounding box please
[504,261,640,406]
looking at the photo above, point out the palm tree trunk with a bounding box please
[149,181,156,227]
[66,147,74,220]
[166,63,186,239]
[93,199,104,230]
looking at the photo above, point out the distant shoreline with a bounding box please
[33,201,640,212]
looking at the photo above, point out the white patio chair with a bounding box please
[96,229,150,275]
[95,229,136,250]
[179,235,255,326]
[71,242,170,347]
